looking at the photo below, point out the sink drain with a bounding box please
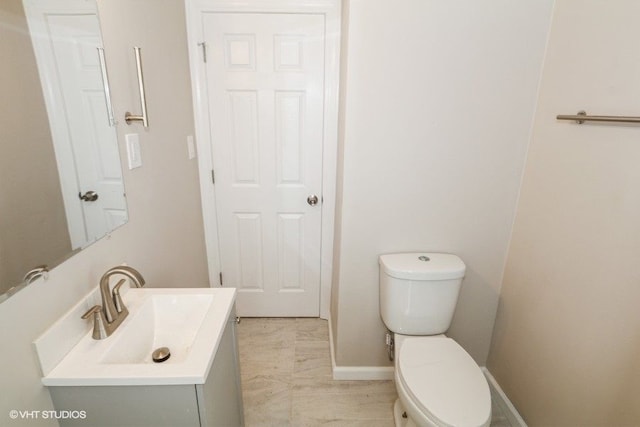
[152,347,171,363]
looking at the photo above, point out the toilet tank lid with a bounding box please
[379,253,465,280]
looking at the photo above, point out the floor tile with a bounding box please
[241,375,292,426]
[293,341,333,379]
[295,318,330,342]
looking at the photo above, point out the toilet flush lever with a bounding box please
[307,195,319,206]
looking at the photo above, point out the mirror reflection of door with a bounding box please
[23,0,127,250]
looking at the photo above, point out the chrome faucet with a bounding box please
[99,266,146,323]
[23,265,49,285]
[82,266,146,339]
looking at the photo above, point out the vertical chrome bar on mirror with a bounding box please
[97,48,116,127]
[125,47,149,128]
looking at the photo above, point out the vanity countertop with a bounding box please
[37,287,236,387]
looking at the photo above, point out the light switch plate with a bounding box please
[125,133,142,169]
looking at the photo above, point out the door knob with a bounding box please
[307,195,319,206]
[79,191,99,202]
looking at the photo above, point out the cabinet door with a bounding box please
[197,310,244,426]
[51,384,201,426]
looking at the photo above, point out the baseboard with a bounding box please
[328,317,395,381]
[332,365,395,381]
[482,367,527,427]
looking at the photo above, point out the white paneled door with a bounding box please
[202,13,325,316]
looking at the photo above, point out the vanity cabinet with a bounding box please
[48,309,244,427]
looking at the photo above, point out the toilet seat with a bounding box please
[396,336,491,427]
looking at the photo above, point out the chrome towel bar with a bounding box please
[557,110,640,124]
[125,47,149,128]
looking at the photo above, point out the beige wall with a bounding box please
[96,0,209,288]
[488,1,640,425]
[0,1,71,291]
[331,0,553,367]
[0,1,209,425]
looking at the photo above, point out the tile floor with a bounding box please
[237,318,513,427]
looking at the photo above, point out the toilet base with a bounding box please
[393,399,418,427]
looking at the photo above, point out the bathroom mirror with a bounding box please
[0,0,128,301]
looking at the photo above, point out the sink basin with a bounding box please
[39,288,236,386]
[101,293,214,364]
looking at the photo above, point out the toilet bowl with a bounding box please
[378,253,492,427]
[393,334,491,427]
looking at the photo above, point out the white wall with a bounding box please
[488,0,640,424]
[332,0,554,366]
[0,2,209,425]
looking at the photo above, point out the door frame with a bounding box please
[185,0,341,319]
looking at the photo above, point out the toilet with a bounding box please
[379,253,491,427]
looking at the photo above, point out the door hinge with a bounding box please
[198,41,207,63]
[211,169,215,184]
[219,272,223,286]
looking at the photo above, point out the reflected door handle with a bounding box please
[307,195,319,206]
[79,191,99,202]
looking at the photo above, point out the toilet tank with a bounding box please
[379,253,465,335]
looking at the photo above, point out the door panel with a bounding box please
[203,13,325,316]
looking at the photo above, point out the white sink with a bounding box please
[101,293,214,365]
[38,288,236,386]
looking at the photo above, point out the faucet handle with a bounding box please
[81,305,102,320]
[82,305,108,340]
[112,279,128,313]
